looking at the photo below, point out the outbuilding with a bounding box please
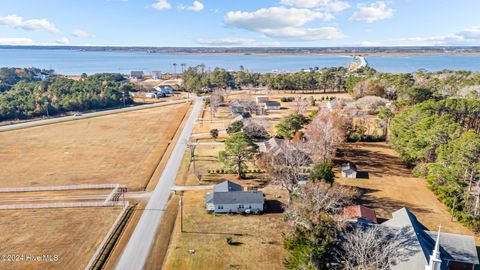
[341,162,357,179]
[264,101,281,110]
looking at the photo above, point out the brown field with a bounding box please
[0,103,189,190]
[336,142,479,242]
[0,206,123,270]
[163,188,287,270]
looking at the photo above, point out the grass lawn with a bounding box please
[336,142,479,243]
[0,206,123,270]
[0,103,189,190]
[163,189,288,270]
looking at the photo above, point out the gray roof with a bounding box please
[265,101,281,106]
[342,162,357,172]
[380,208,479,269]
[209,191,264,205]
[424,230,479,265]
[213,181,243,192]
[258,137,285,154]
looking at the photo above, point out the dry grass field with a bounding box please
[0,103,189,190]
[0,206,123,270]
[163,188,288,270]
[336,142,479,242]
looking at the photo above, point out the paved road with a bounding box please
[0,98,192,133]
[172,185,214,191]
[115,97,204,270]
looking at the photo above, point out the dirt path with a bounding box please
[336,142,479,243]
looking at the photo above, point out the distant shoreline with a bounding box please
[2,45,480,58]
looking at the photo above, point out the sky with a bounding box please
[0,0,480,47]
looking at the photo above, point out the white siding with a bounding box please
[212,203,263,213]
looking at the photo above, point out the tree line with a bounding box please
[0,70,134,121]
[390,98,480,230]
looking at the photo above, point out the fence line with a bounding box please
[85,202,130,270]
[0,201,128,210]
[0,184,124,193]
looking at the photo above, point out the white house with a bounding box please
[264,101,281,110]
[206,181,264,214]
[151,71,162,80]
[130,71,144,80]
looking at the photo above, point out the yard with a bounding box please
[0,206,123,270]
[0,103,190,190]
[336,142,479,242]
[163,188,288,270]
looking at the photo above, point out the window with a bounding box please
[218,205,223,209]
[238,204,244,209]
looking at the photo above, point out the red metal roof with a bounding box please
[343,205,378,224]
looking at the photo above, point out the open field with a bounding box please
[0,206,123,270]
[163,188,288,270]
[336,142,479,242]
[0,103,190,190]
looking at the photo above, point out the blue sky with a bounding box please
[0,0,480,47]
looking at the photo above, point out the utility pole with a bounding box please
[179,192,184,233]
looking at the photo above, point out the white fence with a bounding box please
[0,184,122,193]
[0,201,128,210]
[85,202,130,270]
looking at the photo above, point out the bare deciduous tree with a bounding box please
[285,182,355,232]
[210,89,225,120]
[293,97,310,115]
[186,139,198,169]
[229,98,257,114]
[336,225,411,270]
[257,142,311,204]
[242,118,270,139]
[303,109,349,163]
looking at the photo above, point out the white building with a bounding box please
[264,101,281,110]
[341,162,358,179]
[206,181,264,214]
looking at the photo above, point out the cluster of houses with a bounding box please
[344,205,479,270]
[129,70,164,80]
[204,181,479,269]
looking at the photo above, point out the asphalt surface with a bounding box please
[0,98,191,133]
[115,97,204,270]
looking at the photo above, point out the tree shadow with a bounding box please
[353,187,432,218]
[335,144,414,178]
[264,199,285,214]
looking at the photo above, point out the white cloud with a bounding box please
[187,1,204,12]
[263,26,346,41]
[346,41,383,46]
[0,38,34,45]
[280,0,350,12]
[56,37,70,45]
[197,38,280,46]
[225,7,333,31]
[224,6,343,42]
[0,14,59,33]
[72,29,95,38]
[350,1,393,23]
[152,0,171,10]
[377,26,480,46]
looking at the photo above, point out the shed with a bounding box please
[341,162,357,179]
